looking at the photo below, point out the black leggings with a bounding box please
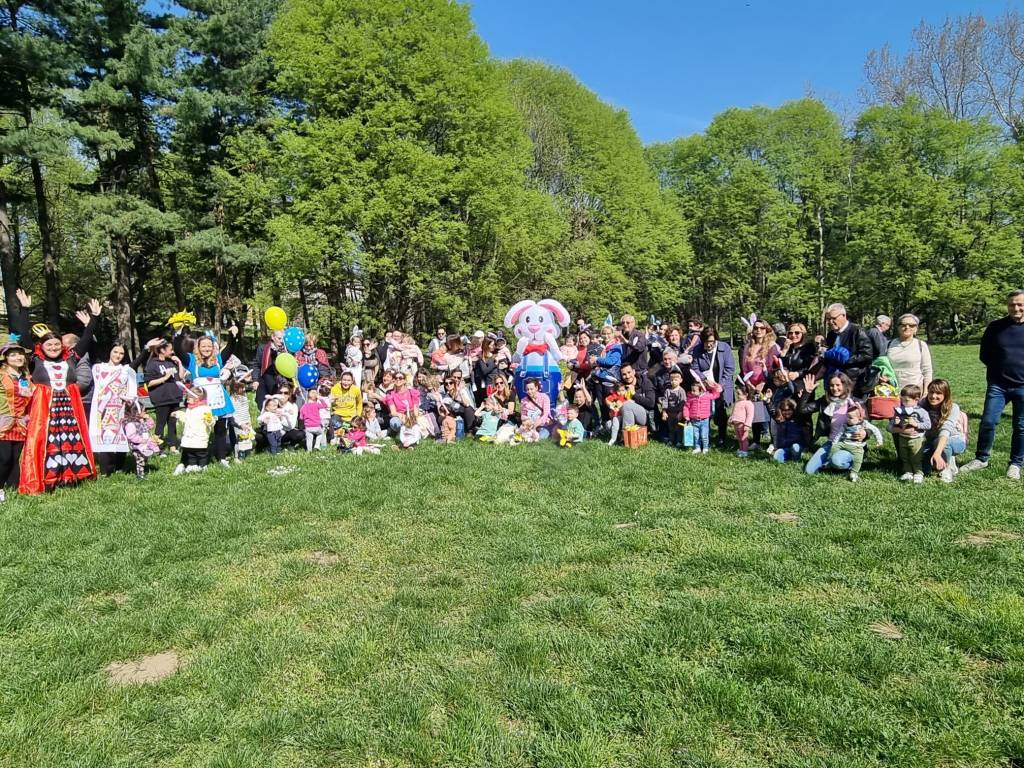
[0,440,24,489]
[211,417,231,461]
[153,404,178,448]
[97,452,127,476]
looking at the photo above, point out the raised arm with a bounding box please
[72,299,102,357]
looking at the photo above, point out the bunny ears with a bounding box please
[503,299,571,328]
[739,312,758,332]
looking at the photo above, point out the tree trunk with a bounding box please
[131,85,184,310]
[298,278,310,328]
[110,236,135,354]
[816,205,826,320]
[30,158,60,326]
[0,179,21,322]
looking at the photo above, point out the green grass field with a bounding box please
[1,345,1022,767]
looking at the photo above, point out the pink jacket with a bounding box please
[729,399,755,428]
[299,400,327,429]
[683,383,721,421]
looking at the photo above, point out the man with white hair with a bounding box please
[867,314,892,359]
[819,303,874,394]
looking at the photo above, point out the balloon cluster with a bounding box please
[263,306,320,388]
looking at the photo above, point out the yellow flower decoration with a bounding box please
[168,310,197,330]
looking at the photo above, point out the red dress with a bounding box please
[20,358,96,495]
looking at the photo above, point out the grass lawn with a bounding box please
[1,345,1022,767]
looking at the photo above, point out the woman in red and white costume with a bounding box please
[11,289,102,495]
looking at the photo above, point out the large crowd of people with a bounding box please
[0,288,1022,501]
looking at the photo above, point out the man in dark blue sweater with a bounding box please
[962,290,1024,480]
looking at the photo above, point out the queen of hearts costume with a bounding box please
[14,307,99,495]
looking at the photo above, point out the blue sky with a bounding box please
[467,0,1015,144]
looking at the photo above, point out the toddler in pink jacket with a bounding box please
[729,386,755,457]
[683,376,722,454]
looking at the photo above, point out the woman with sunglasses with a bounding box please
[779,323,818,378]
[887,313,933,391]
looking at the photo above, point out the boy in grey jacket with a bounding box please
[889,384,932,483]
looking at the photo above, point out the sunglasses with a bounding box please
[787,331,803,336]
[900,322,918,328]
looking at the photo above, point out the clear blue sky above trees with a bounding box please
[469,0,1015,142]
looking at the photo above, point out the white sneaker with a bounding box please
[899,472,913,482]
[736,450,748,458]
[0,489,6,503]
[849,471,859,482]
[939,467,954,483]
[173,464,185,476]
[1009,465,1022,481]
[912,473,924,484]
[949,455,959,476]
[220,459,231,469]
[185,465,201,473]
[692,447,702,455]
[960,459,989,473]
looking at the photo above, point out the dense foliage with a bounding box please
[2,1,1022,353]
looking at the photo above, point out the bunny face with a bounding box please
[504,299,570,341]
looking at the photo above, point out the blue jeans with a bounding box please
[773,444,802,463]
[389,416,403,434]
[805,441,853,474]
[975,383,1024,466]
[923,435,967,473]
[692,418,710,450]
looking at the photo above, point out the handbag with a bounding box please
[683,423,696,447]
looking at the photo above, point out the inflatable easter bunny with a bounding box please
[504,298,571,402]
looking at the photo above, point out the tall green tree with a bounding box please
[502,60,692,324]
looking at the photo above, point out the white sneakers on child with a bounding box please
[173,464,185,476]
[899,472,913,482]
[220,459,231,469]
[912,473,924,484]
[849,472,859,482]
[1009,465,1022,481]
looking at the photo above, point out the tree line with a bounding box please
[2,0,1022,355]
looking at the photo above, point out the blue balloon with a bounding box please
[283,326,306,354]
[297,363,319,390]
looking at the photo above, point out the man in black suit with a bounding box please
[819,303,874,394]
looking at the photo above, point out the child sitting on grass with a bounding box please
[557,405,586,447]
[767,397,803,463]
[474,397,501,442]
[829,403,882,482]
[362,403,387,443]
[399,410,422,449]
[342,416,381,455]
[889,383,932,483]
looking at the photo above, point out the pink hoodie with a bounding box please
[683,382,721,421]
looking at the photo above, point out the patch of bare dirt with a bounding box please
[958,530,1021,547]
[104,650,181,685]
[768,512,801,524]
[305,550,340,566]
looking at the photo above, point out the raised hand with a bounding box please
[228,323,239,337]
[802,373,816,393]
[75,310,90,326]
[87,299,102,316]
[15,288,31,308]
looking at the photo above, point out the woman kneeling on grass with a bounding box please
[802,372,882,476]
[921,379,967,483]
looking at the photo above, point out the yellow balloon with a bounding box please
[264,306,287,331]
